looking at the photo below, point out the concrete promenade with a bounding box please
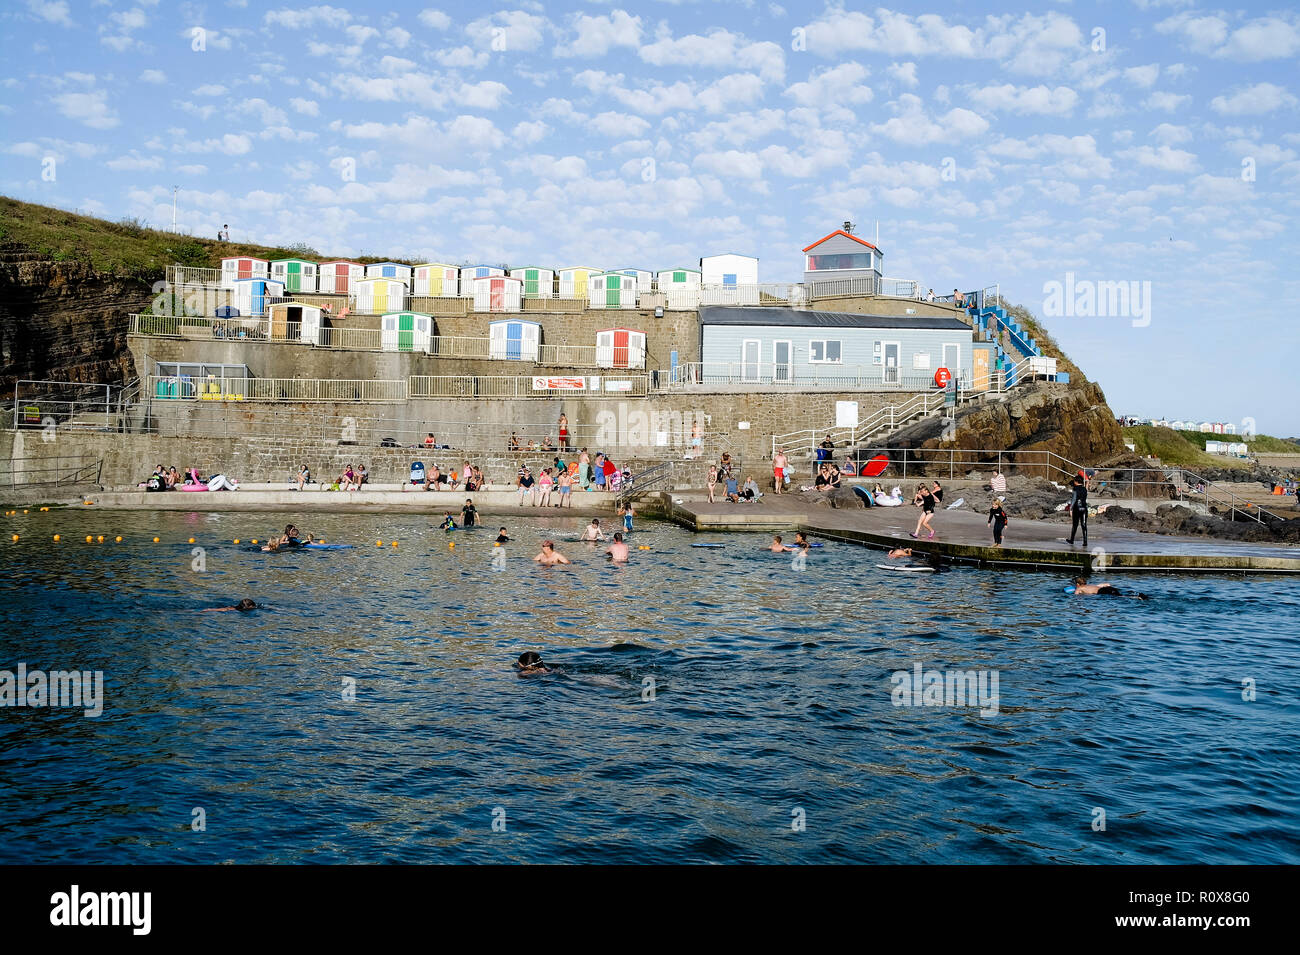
[664,494,1300,574]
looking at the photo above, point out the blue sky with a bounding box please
[2,1,1298,435]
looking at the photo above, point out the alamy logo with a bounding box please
[1042,271,1152,327]
[0,664,104,717]
[891,662,1000,716]
[50,885,151,935]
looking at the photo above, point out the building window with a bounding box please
[809,340,842,363]
[806,252,873,271]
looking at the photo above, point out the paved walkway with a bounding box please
[670,494,1300,573]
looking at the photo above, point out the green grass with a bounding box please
[1122,426,1252,469]
[0,195,417,279]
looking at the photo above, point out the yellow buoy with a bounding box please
[252,539,258,544]
[153,536,160,543]
[86,535,93,543]
[97,535,104,543]
[23,509,28,514]
[391,541,398,547]
[11,534,18,542]
[638,545,651,550]
[83,501,93,506]
[449,542,455,549]
[40,507,49,512]
[233,539,240,544]
[114,536,122,542]
[188,537,195,544]
[53,534,60,542]
[493,542,500,547]
[376,540,383,547]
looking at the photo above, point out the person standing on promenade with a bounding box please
[911,483,937,539]
[988,499,1009,546]
[1065,471,1089,547]
[773,447,788,494]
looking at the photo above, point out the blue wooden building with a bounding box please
[697,306,973,389]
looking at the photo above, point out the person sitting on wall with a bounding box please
[508,431,521,451]
[356,464,369,487]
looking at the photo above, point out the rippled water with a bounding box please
[1,509,1297,863]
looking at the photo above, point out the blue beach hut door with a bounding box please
[506,322,523,359]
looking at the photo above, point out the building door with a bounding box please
[398,313,414,351]
[490,278,506,312]
[942,343,960,382]
[301,307,319,345]
[613,329,629,367]
[972,348,989,391]
[742,339,761,382]
[773,340,792,383]
[723,273,737,287]
[287,306,302,342]
[883,342,900,384]
[524,269,539,298]
[606,275,621,307]
[506,321,522,359]
[285,262,300,292]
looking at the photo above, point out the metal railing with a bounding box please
[615,460,674,504]
[772,390,957,460]
[409,375,649,399]
[146,375,408,403]
[0,455,102,488]
[661,363,963,392]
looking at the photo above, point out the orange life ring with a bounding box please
[934,367,951,387]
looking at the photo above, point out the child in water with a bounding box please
[515,651,552,675]
[204,599,257,612]
[439,513,457,531]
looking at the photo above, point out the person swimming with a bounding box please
[439,513,457,531]
[887,547,913,559]
[203,598,257,612]
[606,531,629,562]
[515,651,552,675]
[767,535,787,553]
[534,540,571,565]
[495,527,510,544]
[580,519,605,542]
[1071,576,1148,599]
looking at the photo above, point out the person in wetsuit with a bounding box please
[1066,472,1089,546]
[988,499,1008,546]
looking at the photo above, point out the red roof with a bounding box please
[802,230,880,254]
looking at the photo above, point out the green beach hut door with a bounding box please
[398,313,414,351]
[606,274,621,307]
[525,269,539,298]
[286,261,301,293]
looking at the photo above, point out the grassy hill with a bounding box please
[1121,425,1262,469]
[0,195,420,280]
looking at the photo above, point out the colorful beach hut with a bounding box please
[380,311,435,353]
[488,318,541,361]
[230,277,285,316]
[269,258,318,293]
[588,272,638,309]
[318,261,363,295]
[617,268,654,294]
[221,256,269,288]
[596,328,647,368]
[268,302,323,345]
[471,275,523,313]
[364,262,413,283]
[558,267,601,300]
[460,264,505,289]
[413,264,460,297]
[509,266,554,299]
[657,267,702,309]
[353,277,408,314]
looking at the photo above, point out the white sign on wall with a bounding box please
[913,353,931,370]
[835,401,858,429]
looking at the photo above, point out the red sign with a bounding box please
[532,376,586,391]
[934,367,951,387]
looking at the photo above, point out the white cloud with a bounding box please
[1124,64,1160,88]
[193,84,227,97]
[1210,83,1297,115]
[639,29,785,83]
[590,111,650,137]
[435,46,489,69]
[1150,123,1192,145]
[1155,13,1229,53]
[784,63,873,108]
[177,134,253,155]
[177,164,208,176]
[969,84,1077,115]
[1144,91,1191,112]
[694,149,764,180]
[1119,145,1198,173]
[139,69,167,84]
[107,153,165,172]
[557,10,642,58]
[341,113,506,153]
[264,6,354,30]
[290,97,319,116]
[419,9,451,30]
[53,90,119,129]
[887,62,918,88]
[25,0,73,27]
[466,10,546,52]
[512,120,548,144]
[871,94,988,144]
[506,154,588,181]
[1159,12,1300,61]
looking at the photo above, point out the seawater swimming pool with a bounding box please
[1,509,1298,864]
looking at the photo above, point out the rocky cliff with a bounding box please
[0,247,154,396]
[876,380,1127,465]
